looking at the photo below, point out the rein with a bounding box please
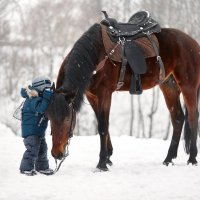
[52,102,75,174]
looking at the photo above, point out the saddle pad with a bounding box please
[101,24,159,62]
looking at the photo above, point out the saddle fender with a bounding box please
[124,40,147,74]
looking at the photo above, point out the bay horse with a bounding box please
[46,23,200,171]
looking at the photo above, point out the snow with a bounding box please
[0,124,200,200]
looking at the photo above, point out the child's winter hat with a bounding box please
[32,75,52,92]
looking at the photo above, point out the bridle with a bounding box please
[68,102,76,138]
[52,102,76,174]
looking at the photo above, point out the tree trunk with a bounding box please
[129,95,134,136]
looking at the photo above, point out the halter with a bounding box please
[53,102,76,174]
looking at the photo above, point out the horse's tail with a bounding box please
[184,106,190,154]
[184,85,200,154]
[198,85,200,134]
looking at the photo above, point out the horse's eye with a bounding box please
[65,118,71,122]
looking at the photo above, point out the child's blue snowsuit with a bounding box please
[19,88,52,172]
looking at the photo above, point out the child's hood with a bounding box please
[21,87,39,99]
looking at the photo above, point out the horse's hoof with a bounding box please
[187,159,198,166]
[96,166,109,172]
[96,163,109,171]
[106,158,113,166]
[163,161,174,166]
[92,167,109,173]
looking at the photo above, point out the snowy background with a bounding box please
[1,0,200,199]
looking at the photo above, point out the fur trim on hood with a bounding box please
[25,86,38,98]
[21,86,39,98]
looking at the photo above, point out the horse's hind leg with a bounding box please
[159,76,185,165]
[180,86,199,165]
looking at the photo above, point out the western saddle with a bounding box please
[100,11,165,94]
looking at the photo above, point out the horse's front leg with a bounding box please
[96,89,113,171]
[86,89,113,171]
[106,134,113,166]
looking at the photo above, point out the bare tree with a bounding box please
[163,114,171,140]
[139,0,200,42]
[148,87,159,138]
[137,96,145,138]
[129,95,134,136]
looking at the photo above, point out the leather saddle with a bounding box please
[100,11,162,94]
[101,11,161,42]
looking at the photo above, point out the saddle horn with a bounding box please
[101,11,109,19]
[101,11,111,27]
[101,11,118,28]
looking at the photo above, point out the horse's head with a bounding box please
[46,89,76,160]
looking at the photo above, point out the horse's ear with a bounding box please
[55,87,77,103]
[50,82,56,92]
[65,90,76,103]
[55,86,67,93]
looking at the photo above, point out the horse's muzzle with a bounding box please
[57,152,64,160]
[51,150,64,160]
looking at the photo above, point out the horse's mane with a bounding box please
[47,24,103,122]
[61,23,103,111]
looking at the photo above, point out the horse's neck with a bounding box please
[56,55,69,89]
[57,24,104,91]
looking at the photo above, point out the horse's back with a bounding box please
[156,28,200,75]
[157,28,200,57]
[156,28,200,88]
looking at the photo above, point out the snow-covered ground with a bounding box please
[0,124,200,200]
